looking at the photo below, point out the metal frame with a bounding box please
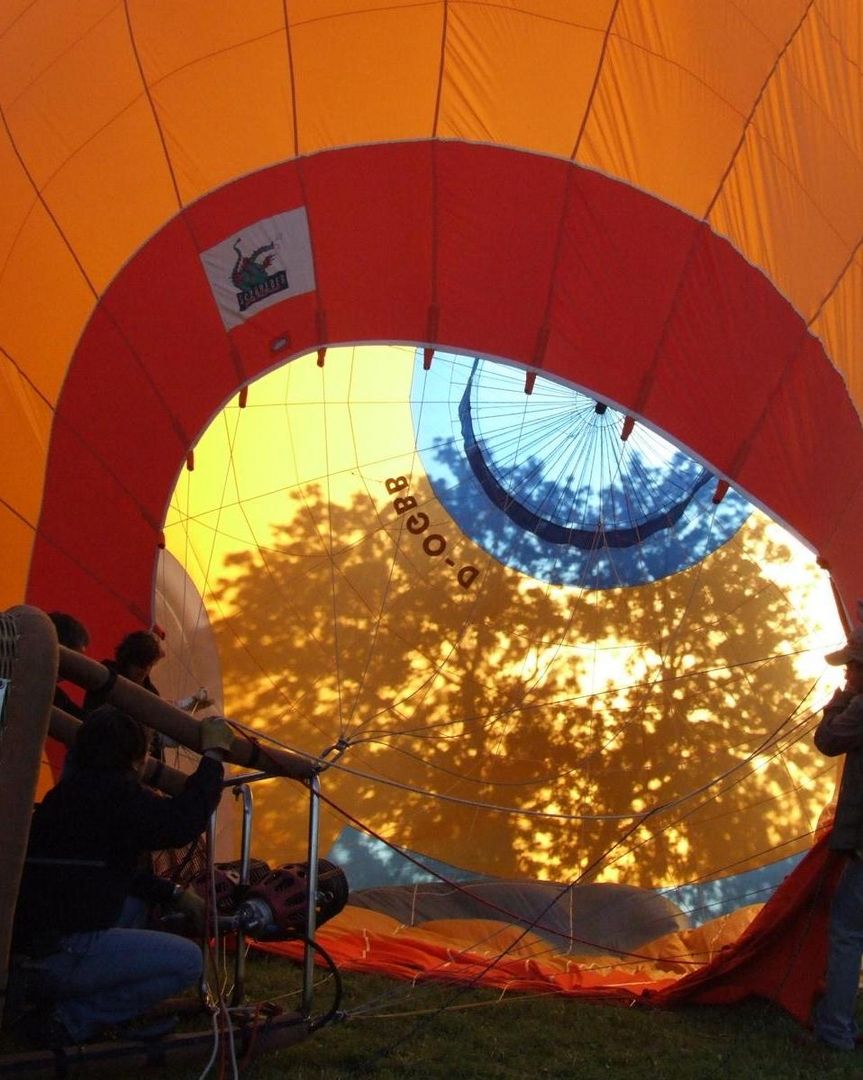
[220,771,322,1013]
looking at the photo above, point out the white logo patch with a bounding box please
[201,208,316,331]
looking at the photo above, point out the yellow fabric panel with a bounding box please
[164,346,842,883]
[289,2,444,150]
[134,2,296,204]
[437,2,610,154]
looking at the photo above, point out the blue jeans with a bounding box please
[814,856,863,1049]
[25,928,202,1042]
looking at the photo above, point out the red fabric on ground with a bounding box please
[649,834,844,1023]
[255,836,844,1024]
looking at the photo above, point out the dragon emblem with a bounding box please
[231,238,277,291]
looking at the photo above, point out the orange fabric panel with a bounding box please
[131,0,286,82]
[39,96,180,295]
[0,5,138,191]
[812,251,863,402]
[33,755,57,803]
[438,2,611,155]
[579,33,745,216]
[0,201,94,404]
[0,1,115,105]
[0,8,178,294]
[134,2,296,204]
[0,504,34,611]
[0,355,51,525]
[711,69,863,324]
[290,3,445,151]
[254,902,761,997]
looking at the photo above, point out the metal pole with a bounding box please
[202,812,218,1006]
[301,775,322,1015]
[231,783,254,1006]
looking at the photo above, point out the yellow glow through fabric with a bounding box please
[2,3,863,608]
[164,345,842,888]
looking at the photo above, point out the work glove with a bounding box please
[172,886,207,935]
[199,714,234,756]
[177,687,214,711]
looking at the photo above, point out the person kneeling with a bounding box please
[10,705,234,1047]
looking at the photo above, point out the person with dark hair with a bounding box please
[10,705,234,1048]
[84,629,212,756]
[48,612,90,654]
[812,625,863,1049]
[114,630,165,690]
[84,629,166,761]
[84,630,165,712]
[48,611,90,721]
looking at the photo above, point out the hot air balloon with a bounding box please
[0,0,860,1052]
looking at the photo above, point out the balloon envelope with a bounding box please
[1,0,859,994]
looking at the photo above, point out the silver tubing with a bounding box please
[201,812,217,1006]
[221,770,271,788]
[302,775,322,1014]
[231,784,254,1006]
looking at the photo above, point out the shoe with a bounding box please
[793,1029,854,1052]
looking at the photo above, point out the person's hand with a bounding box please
[177,688,215,711]
[199,715,234,756]
[172,887,207,934]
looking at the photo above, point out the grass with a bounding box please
[4,950,863,1078]
[169,952,863,1079]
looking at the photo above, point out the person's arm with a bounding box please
[123,754,225,851]
[814,689,863,756]
[121,715,235,851]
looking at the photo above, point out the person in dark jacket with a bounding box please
[83,630,212,756]
[812,626,863,1050]
[11,705,234,1047]
[83,631,166,755]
